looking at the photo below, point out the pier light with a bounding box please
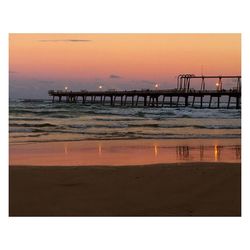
[99,85,103,90]
[216,82,220,91]
[64,86,68,91]
[154,83,159,89]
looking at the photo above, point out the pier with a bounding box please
[48,74,241,109]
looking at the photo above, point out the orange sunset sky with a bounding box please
[9,34,241,99]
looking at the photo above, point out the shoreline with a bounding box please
[9,162,241,216]
[9,135,241,142]
[10,161,241,168]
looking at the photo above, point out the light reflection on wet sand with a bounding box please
[10,138,241,166]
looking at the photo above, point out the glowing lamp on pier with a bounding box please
[99,85,103,90]
[64,86,68,91]
[154,83,159,89]
[216,82,220,91]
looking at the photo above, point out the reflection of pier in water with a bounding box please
[200,145,204,161]
[176,146,190,160]
[175,145,240,161]
[61,142,241,164]
[214,145,224,161]
[235,145,241,160]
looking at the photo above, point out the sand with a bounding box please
[9,162,241,216]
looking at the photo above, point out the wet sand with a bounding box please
[9,162,241,216]
[9,138,241,166]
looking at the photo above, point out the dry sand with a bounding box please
[9,162,241,216]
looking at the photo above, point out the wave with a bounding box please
[20,99,49,103]
[10,133,241,144]
[10,123,57,128]
[68,124,128,129]
[9,102,241,119]
[9,122,241,132]
[9,100,241,142]
[9,117,44,121]
[192,125,241,129]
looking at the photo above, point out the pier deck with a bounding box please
[49,89,241,109]
[48,74,241,109]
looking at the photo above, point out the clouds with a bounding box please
[38,39,92,43]
[139,80,155,85]
[109,74,122,79]
[37,80,55,84]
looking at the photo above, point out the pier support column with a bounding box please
[121,96,123,106]
[136,96,139,106]
[162,96,165,107]
[110,96,114,106]
[52,96,55,103]
[170,96,173,107]
[156,97,159,107]
[132,96,134,106]
[217,96,220,108]
[227,96,231,109]
[185,96,188,107]
[124,96,127,106]
[176,96,180,107]
[209,96,212,108]
[236,97,240,109]
[144,96,147,106]
[200,96,203,108]
[151,97,155,107]
[192,96,195,107]
[148,97,151,106]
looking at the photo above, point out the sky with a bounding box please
[9,34,241,99]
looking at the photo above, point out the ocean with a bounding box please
[9,99,241,144]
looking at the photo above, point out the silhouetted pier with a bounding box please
[48,74,241,109]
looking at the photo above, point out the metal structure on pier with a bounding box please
[177,74,241,92]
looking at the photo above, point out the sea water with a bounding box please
[9,99,241,144]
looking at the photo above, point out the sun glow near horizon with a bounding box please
[9,34,241,98]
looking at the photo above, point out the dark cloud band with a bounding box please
[38,39,92,42]
[110,74,122,79]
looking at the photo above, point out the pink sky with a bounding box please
[9,34,241,99]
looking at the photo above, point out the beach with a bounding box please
[9,162,241,216]
[9,100,241,216]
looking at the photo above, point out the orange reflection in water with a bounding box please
[154,144,158,157]
[214,145,218,161]
[214,145,223,161]
[176,146,190,160]
[9,139,241,166]
[200,145,204,161]
[64,143,68,155]
[98,143,102,156]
